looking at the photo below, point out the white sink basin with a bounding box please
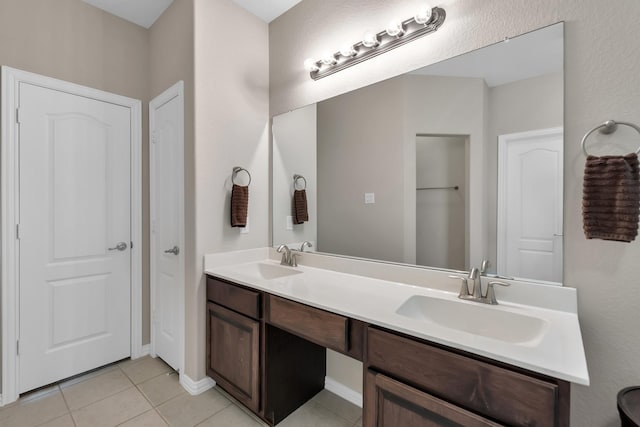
[396,295,548,344]
[234,262,303,280]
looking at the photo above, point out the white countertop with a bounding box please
[204,248,589,385]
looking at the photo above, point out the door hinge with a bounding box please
[15,108,20,124]
[16,340,19,356]
[16,224,20,240]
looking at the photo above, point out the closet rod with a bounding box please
[417,186,459,190]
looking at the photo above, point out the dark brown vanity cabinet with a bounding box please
[206,277,262,412]
[207,274,570,427]
[365,370,502,426]
[364,327,570,427]
[206,276,329,426]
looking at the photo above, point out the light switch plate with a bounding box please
[365,193,375,204]
[286,216,293,230]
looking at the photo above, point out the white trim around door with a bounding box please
[149,81,185,376]
[1,66,143,405]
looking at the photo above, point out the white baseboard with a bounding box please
[325,376,363,408]
[139,344,150,357]
[180,373,216,396]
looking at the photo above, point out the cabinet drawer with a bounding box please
[207,276,261,320]
[367,327,559,427]
[267,295,348,353]
[364,370,503,427]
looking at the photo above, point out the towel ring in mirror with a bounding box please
[293,174,307,190]
[232,166,251,186]
[581,120,640,156]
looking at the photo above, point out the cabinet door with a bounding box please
[207,302,260,412]
[364,370,503,427]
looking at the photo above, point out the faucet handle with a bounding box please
[484,280,510,305]
[480,259,491,275]
[449,275,470,298]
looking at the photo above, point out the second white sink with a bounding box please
[396,295,548,344]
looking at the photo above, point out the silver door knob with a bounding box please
[164,246,180,255]
[108,242,128,251]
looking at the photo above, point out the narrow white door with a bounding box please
[150,82,184,372]
[19,83,132,393]
[497,128,563,283]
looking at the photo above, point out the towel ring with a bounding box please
[581,120,640,156]
[293,174,307,190]
[232,167,251,186]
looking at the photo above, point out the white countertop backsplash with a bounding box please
[204,247,589,385]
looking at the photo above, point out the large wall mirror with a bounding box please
[272,23,564,284]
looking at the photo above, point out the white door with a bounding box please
[150,82,184,372]
[497,128,563,283]
[18,83,132,393]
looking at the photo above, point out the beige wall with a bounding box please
[0,0,151,344]
[486,72,563,269]
[402,75,487,268]
[272,104,317,248]
[317,77,406,262]
[270,1,640,425]
[189,0,269,380]
[315,74,486,267]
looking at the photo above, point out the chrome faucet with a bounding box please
[300,241,313,252]
[277,244,301,267]
[449,259,510,305]
[277,244,291,266]
[467,267,482,299]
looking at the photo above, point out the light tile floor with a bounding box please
[0,357,362,427]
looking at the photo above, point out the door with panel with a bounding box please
[497,128,564,283]
[150,81,184,372]
[18,82,132,393]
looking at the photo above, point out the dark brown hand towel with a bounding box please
[231,184,249,227]
[293,189,309,224]
[583,153,640,242]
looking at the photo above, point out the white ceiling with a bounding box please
[411,23,563,87]
[82,0,174,29]
[230,0,303,23]
[82,0,301,29]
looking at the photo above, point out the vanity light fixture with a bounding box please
[304,6,445,80]
[386,20,405,37]
[339,44,358,58]
[362,31,380,48]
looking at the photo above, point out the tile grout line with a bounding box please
[56,384,78,427]
[311,394,362,426]
[128,371,171,426]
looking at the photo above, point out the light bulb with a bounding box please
[414,7,433,24]
[320,54,337,66]
[386,20,405,37]
[303,58,319,72]
[340,44,358,57]
[362,31,380,48]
